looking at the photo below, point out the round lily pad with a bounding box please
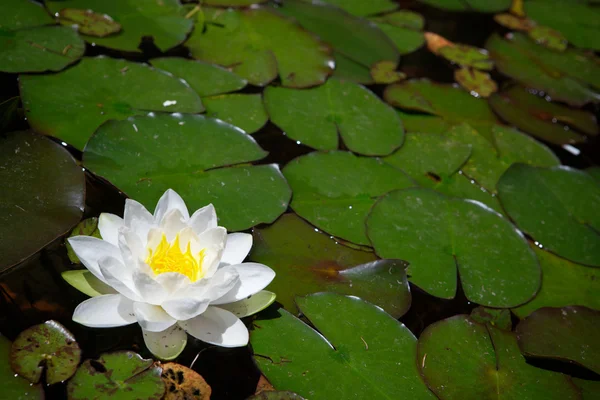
[249,213,411,318]
[83,114,291,231]
[161,362,211,400]
[20,56,203,150]
[332,52,374,84]
[0,131,85,274]
[283,151,415,245]
[439,45,494,70]
[417,0,511,12]
[454,68,497,98]
[0,0,54,30]
[46,0,193,53]
[203,93,268,134]
[366,188,540,307]
[57,8,122,37]
[369,11,425,56]
[67,351,165,400]
[312,0,398,17]
[497,164,600,267]
[264,79,404,155]
[0,335,43,399]
[10,320,81,385]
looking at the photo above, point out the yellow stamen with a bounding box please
[145,233,205,282]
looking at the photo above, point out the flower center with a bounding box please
[145,233,205,282]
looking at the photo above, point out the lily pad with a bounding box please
[283,151,415,245]
[417,0,511,12]
[0,131,85,274]
[470,306,512,330]
[62,269,115,298]
[203,94,268,134]
[10,320,81,384]
[306,0,398,17]
[417,315,580,399]
[454,68,497,98]
[0,0,54,30]
[524,0,600,51]
[395,111,451,134]
[20,56,203,150]
[46,0,193,53]
[67,351,165,400]
[371,10,425,30]
[497,164,600,267]
[0,335,43,399]
[369,11,425,55]
[369,60,406,84]
[218,290,277,319]
[249,213,411,317]
[186,6,333,87]
[248,392,306,400]
[528,25,568,51]
[203,0,268,5]
[150,57,247,98]
[65,217,102,264]
[384,79,499,135]
[58,8,121,37]
[439,45,494,70]
[489,85,597,145]
[251,293,436,400]
[587,166,600,182]
[264,79,404,155]
[516,306,600,375]
[493,13,534,31]
[161,363,211,400]
[366,187,540,307]
[573,379,600,400]
[332,52,373,84]
[277,0,399,70]
[83,114,291,231]
[485,32,600,106]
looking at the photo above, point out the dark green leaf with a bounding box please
[573,379,600,400]
[203,94,268,134]
[0,335,43,399]
[470,306,512,330]
[306,0,397,17]
[417,0,511,12]
[0,0,54,30]
[369,11,425,55]
[332,52,373,84]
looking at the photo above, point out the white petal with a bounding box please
[189,204,217,235]
[142,325,187,361]
[98,256,141,301]
[220,233,252,266]
[98,213,124,246]
[203,266,240,301]
[197,227,227,276]
[161,297,211,321]
[154,189,189,223]
[211,263,275,305]
[154,272,191,295]
[133,302,177,332]
[133,268,167,305]
[180,306,248,347]
[160,209,188,242]
[72,294,136,328]
[123,198,154,231]
[118,227,145,269]
[67,236,121,284]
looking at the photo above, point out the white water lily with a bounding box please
[67,189,275,359]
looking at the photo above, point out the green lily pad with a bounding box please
[528,25,568,51]
[332,52,373,84]
[203,94,268,134]
[62,269,115,298]
[524,0,600,51]
[384,79,499,136]
[417,315,580,399]
[0,0,54,30]
[0,335,43,399]
[497,164,600,267]
[161,363,211,400]
[58,8,121,37]
[371,10,425,30]
[203,0,268,6]
[395,111,451,134]
[46,0,193,52]
[252,293,436,400]
[20,56,203,150]
[439,45,494,70]
[454,68,497,98]
[65,217,102,264]
[512,246,600,319]
[470,306,512,330]
[10,320,81,385]
[186,6,333,87]
[0,131,85,274]
[369,11,425,56]
[485,32,600,106]
[83,114,291,231]
[493,13,534,31]
[306,0,397,17]
[150,57,247,98]
[587,166,600,182]
[277,0,399,70]
[248,392,305,400]
[370,60,406,84]
[573,379,600,400]
[366,188,540,307]
[489,85,597,145]
[67,351,165,400]
[516,306,600,375]
[283,151,415,245]
[218,290,277,319]
[249,213,411,317]
[417,0,511,12]
[264,79,404,155]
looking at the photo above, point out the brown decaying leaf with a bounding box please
[255,374,275,395]
[161,362,211,400]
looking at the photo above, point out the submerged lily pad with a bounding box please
[20,56,203,150]
[369,11,425,55]
[486,33,600,106]
[161,363,211,400]
[10,320,81,385]
[439,45,494,70]
[58,8,121,37]
[516,306,600,375]
[264,79,404,155]
[203,94,267,134]
[249,213,411,317]
[83,114,291,231]
[418,315,580,399]
[46,0,193,52]
[417,0,511,12]
[454,68,497,98]
[0,131,85,273]
[283,151,414,245]
[68,351,165,400]
[367,188,540,307]
[252,293,435,400]
[0,335,43,399]
[309,0,398,17]
[489,85,597,145]
[186,6,333,87]
[497,164,600,267]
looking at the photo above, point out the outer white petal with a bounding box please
[133,302,177,332]
[133,268,168,305]
[97,213,124,247]
[72,294,136,328]
[118,228,145,268]
[154,189,189,223]
[179,306,248,348]
[161,297,211,321]
[98,257,142,301]
[67,236,121,284]
[211,263,275,305]
[189,204,217,235]
[220,233,252,266]
[160,209,188,242]
[123,199,155,244]
[197,227,227,276]
[142,325,187,361]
